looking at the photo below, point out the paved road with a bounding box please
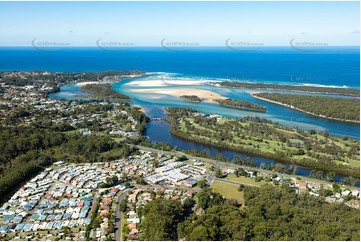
[89,191,99,219]
[135,184,201,192]
[207,170,215,185]
[114,190,129,241]
[131,144,359,190]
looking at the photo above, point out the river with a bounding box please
[48,75,360,185]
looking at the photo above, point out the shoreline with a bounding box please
[210,82,360,97]
[250,92,360,124]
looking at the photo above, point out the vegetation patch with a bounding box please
[166,107,360,179]
[215,98,266,112]
[180,95,202,102]
[253,92,360,122]
[80,84,131,101]
[217,81,360,97]
[211,180,245,203]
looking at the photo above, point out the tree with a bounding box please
[215,168,223,178]
[309,129,317,135]
[197,179,207,188]
[255,176,263,182]
[122,172,128,181]
[140,199,184,240]
[136,176,147,185]
[238,184,245,192]
[152,159,159,168]
[179,185,360,241]
[119,198,128,212]
[332,183,341,193]
[177,155,188,161]
[189,225,209,240]
[326,171,336,182]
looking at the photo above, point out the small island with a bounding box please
[215,98,266,112]
[80,83,131,101]
[180,95,202,102]
[252,92,360,123]
[216,81,360,97]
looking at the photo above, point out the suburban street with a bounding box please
[114,190,129,241]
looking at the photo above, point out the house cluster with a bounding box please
[146,158,207,187]
[90,185,126,241]
[48,162,124,189]
[123,187,194,240]
[119,151,156,177]
[0,161,131,239]
[0,169,94,238]
[0,150,162,240]
[293,179,360,208]
[219,166,360,209]
[0,78,140,139]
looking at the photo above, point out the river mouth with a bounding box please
[48,74,360,185]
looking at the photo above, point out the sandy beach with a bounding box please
[131,88,227,103]
[76,81,101,87]
[125,79,206,87]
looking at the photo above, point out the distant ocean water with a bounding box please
[0,46,359,88]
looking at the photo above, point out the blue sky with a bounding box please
[0,1,359,46]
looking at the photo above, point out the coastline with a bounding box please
[210,82,360,97]
[251,92,360,124]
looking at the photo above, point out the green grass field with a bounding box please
[211,180,244,204]
[174,115,360,179]
[225,174,268,187]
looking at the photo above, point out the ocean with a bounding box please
[0,46,359,88]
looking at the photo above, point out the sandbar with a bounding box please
[125,79,206,87]
[76,81,101,87]
[131,88,227,103]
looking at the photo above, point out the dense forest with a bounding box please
[178,186,360,241]
[80,84,131,101]
[217,81,360,96]
[139,186,359,241]
[139,199,185,240]
[166,107,360,179]
[216,98,266,112]
[180,95,201,102]
[253,92,360,122]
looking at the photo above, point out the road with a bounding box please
[114,190,129,241]
[131,144,359,189]
[207,170,215,185]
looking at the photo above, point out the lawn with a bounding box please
[225,174,268,187]
[211,180,244,204]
